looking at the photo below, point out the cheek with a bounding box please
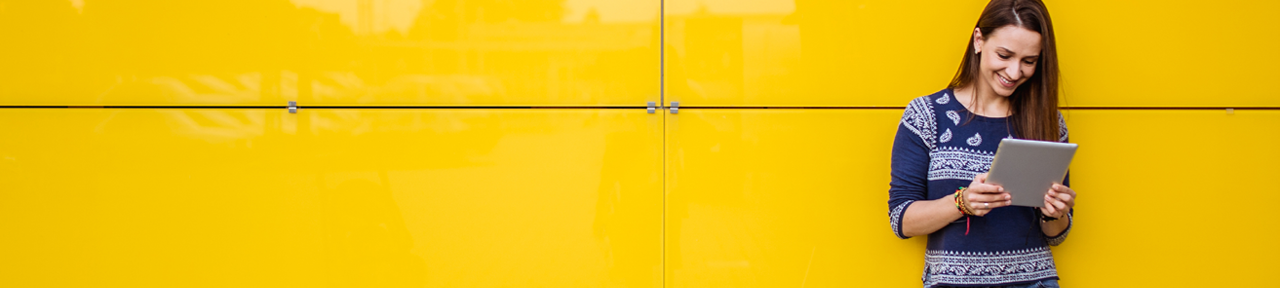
[981,56,1004,73]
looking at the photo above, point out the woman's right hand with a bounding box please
[963,173,1011,216]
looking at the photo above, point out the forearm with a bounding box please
[901,197,965,238]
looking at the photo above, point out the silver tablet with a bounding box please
[986,138,1078,207]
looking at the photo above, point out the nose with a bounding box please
[1005,64,1022,81]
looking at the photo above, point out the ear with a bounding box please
[972,28,985,54]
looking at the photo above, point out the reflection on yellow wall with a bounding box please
[665,110,924,287]
[0,109,663,287]
[0,0,659,106]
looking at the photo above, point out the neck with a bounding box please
[955,84,1010,118]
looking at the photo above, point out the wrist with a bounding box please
[1040,209,1065,222]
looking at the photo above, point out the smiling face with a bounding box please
[973,25,1043,97]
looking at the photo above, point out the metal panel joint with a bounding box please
[670,102,679,114]
[288,101,298,114]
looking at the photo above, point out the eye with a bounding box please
[1023,60,1036,65]
[997,53,1012,60]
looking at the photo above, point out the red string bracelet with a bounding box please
[954,187,973,235]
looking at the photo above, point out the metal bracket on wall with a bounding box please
[669,102,679,114]
[647,102,656,114]
[288,101,297,114]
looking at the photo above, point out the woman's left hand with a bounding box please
[1040,184,1075,218]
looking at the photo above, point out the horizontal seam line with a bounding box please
[0,106,646,109]
[1058,107,1279,110]
[0,106,1277,110]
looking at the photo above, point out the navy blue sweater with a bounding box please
[888,89,1073,287]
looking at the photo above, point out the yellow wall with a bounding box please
[1059,110,1279,287]
[665,110,921,287]
[0,108,664,287]
[0,0,660,106]
[1,0,1277,287]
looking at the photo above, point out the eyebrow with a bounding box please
[997,47,1040,59]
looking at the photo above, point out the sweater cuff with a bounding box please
[890,200,915,239]
[1045,213,1072,246]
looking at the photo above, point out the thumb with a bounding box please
[974,173,988,183]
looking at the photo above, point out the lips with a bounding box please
[997,74,1017,88]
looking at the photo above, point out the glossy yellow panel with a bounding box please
[0,108,662,287]
[664,108,1279,286]
[0,1,658,106]
[664,109,925,287]
[664,0,1280,107]
[1054,1,1280,107]
[664,0,986,107]
[1056,110,1280,287]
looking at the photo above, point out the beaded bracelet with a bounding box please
[954,187,974,235]
[953,187,976,216]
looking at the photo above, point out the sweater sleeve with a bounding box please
[888,97,937,239]
[1045,112,1074,245]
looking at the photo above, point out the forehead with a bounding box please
[987,26,1042,56]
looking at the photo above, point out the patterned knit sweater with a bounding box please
[888,89,1073,287]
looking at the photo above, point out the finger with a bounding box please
[969,192,1010,203]
[975,173,988,183]
[1054,191,1074,204]
[987,198,1014,209]
[1051,197,1070,213]
[970,184,1005,194]
[1046,188,1074,208]
[971,201,986,212]
[970,198,1013,213]
[972,200,1005,211]
[968,182,995,192]
[974,203,993,217]
[1043,196,1058,215]
[968,202,987,216]
[1044,195,1068,214]
[976,181,1004,193]
[1053,184,1076,197]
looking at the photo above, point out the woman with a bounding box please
[887,0,1077,287]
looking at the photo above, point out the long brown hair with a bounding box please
[948,0,1061,141]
